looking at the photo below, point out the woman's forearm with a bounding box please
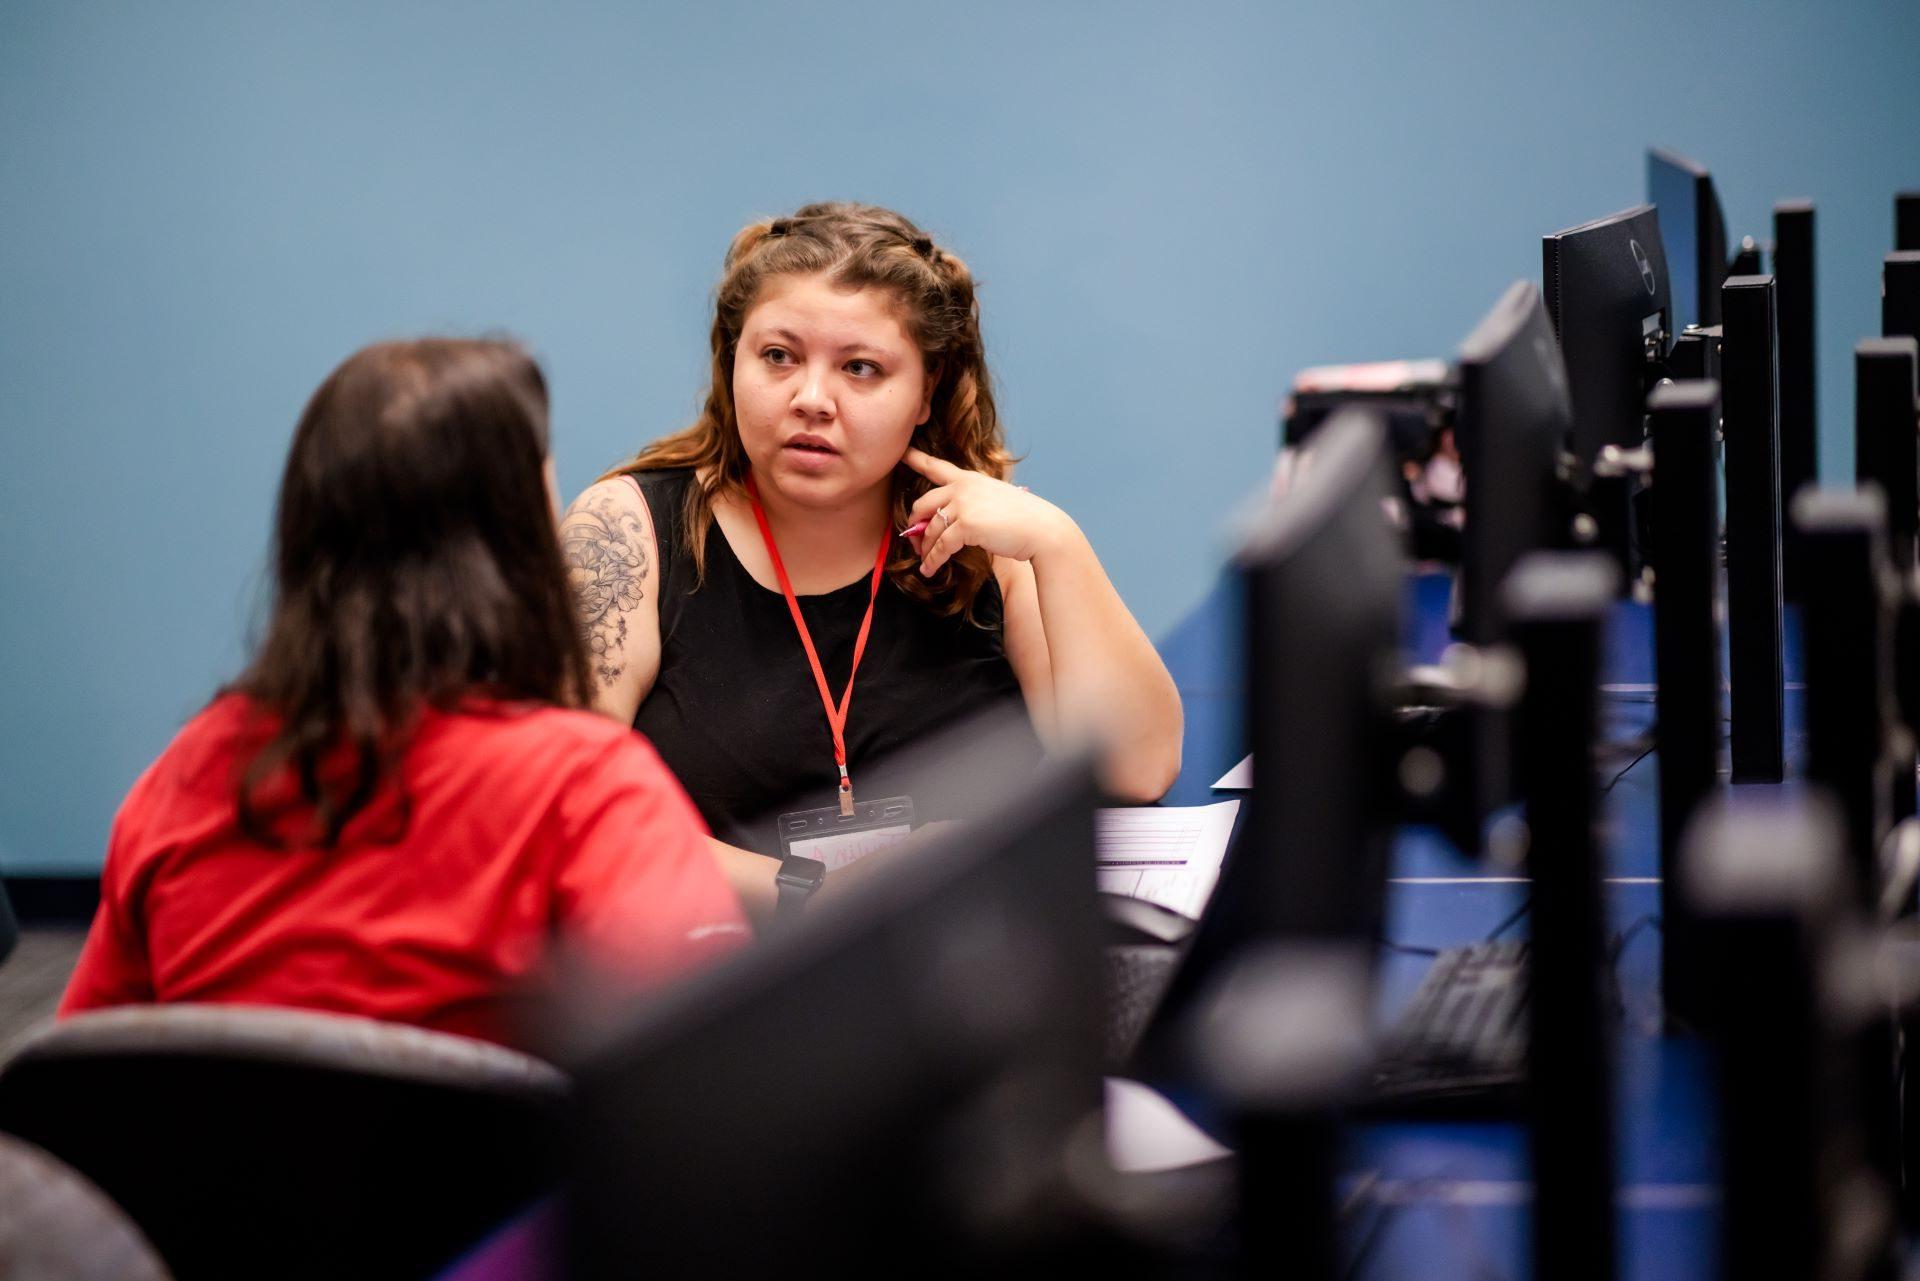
[710,837,780,927]
[1029,519,1184,801]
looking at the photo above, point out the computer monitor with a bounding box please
[1648,148,1729,333]
[1434,281,1576,860]
[1147,410,1403,1051]
[1282,358,1451,458]
[557,710,1108,1279]
[1896,191,1920,252]
[1455,281,1575,648]
[1543,203,1673,464]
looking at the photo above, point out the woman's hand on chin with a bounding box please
[899,447,1076,576]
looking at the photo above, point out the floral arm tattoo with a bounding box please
[561,492,649,686]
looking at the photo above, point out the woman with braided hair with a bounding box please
[563,202,1181,920]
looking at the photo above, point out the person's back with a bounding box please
[59,338,747,1046]
[62,694,744,1045]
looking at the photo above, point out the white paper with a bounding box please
[1095,800,1240,920]
[1212,754,1253,790]
[1104,1076,1233,1172]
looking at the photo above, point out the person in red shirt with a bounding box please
[61,338,748,1047]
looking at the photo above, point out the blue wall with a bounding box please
[4,1,1918,873]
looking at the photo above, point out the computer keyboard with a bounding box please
[1103,943,1180,1069]
[1368,940,1529,1116]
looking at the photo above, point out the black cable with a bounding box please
[1597,715,1730,796]
[1341,1199,1399,1280]
[1341,1169,1502,1281]
[1595,729,1657,767]
[1340,1170,1445,1281]
[1605,913,1663,1020]
[1384,894,1531,959]
[1484,894,1532,942]
[1339,1171,1381,1220]
[1609,913,1662,966]
[1602,741,1657,794]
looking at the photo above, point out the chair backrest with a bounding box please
[0,1004,567,1281]
[0,1131,171,1281]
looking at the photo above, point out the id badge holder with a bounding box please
[777,795,917,872]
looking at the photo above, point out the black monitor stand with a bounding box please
[1794,489,1914,1240]
[1855,339,1920,576]
[1722,275,1786,783]
[1684,798,1899,1281]
[1885,253,1920,342]
[1647,381,1724,1029]
[1506,552,1619,1281]
[1898,192,1920,253]
[1189,941,1370,1281]
[1795,490,1899,910]
[1773,201,1817,603]
[1668,325,1721,384]
[1859,339,1920,830]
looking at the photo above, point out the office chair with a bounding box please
[0,1004,566,1281]
[0,876,17,969]
[0,1131,171,1281]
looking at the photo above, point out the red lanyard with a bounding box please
[744,476,893,817]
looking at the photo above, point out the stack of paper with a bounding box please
[1212,755,1253,789]
[1104,1077,1233,1171]
[1095,799,1240,921]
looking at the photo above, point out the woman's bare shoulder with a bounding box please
[564,474,650,525]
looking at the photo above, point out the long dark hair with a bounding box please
[231,338,593,846]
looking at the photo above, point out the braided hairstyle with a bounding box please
[607,202,1013,619]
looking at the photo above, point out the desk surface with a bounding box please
[1155,568,1810,1281]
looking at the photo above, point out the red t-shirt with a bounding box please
[60,695,749,1046]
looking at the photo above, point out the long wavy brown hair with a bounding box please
[231,338,593,846]
[604,201,1014,618]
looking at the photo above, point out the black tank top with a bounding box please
[631,469,1031,856]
